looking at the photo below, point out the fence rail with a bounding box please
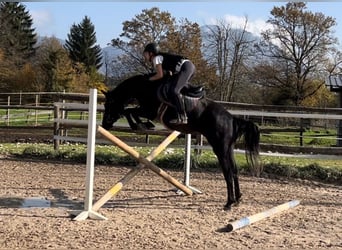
[52,100,342,155]
[0,91,341,154]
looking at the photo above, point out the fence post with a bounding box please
[6,96,10,126]
[337,92,342,147]
[19,91,22,105]
[35,94,39,126]
[53,105,60,150]
[299,118,310,147]
[194,133,203,156]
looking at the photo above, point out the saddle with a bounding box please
[180,85,205,98]
[158,83,205,106]
[157,83,205,117]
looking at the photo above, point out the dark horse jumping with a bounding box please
[102,75,260,210]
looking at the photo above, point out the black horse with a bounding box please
[102,74,260,210]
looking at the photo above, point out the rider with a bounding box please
[143,42,196,125]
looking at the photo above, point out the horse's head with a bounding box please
[101,74,162,130]
[101,90,124,130]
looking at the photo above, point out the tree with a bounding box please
[0,2,37,63]
[111,7,175,76]
[35,37,75,92]
[0,48,14,92]
[203,18,256,101]
[110,7,215,88]
[257,2,337,105]
[165,18,216,87]
[65,16,102,72]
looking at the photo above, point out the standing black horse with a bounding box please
[102,74,260,210]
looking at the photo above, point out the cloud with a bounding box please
[205,14,273,37]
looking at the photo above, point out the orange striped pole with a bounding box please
[92,130,181,211]
[97,126,193,196]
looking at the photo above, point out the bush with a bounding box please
[4,143,342,185]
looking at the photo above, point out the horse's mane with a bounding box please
[110,75,144,92]
[106,75,165,111]
[108,74,163,98]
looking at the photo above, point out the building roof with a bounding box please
[325,75,342,92]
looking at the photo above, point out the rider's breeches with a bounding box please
[170,61,196,114]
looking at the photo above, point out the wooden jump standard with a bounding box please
[72,89,192,221]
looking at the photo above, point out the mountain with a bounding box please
[36,36,66,46]
[99,46,124,75]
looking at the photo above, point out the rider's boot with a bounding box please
[169,95,188,125]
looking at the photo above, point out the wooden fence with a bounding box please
[0,91,341,155]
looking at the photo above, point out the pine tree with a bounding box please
[0,2,37,61]
[65,16,102,72]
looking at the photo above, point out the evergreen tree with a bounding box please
[65,16,102,72]
[0,2,37,61]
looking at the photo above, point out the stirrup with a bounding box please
[169,115,188,125]
[169,119,188,125]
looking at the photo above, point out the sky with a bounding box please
[23,1,342,48]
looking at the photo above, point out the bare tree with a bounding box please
[325,47,342,76]
[203,17,255,101]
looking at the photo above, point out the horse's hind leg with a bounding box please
[223,145,242,210]
[211,142,235,211]
[230,146,242,203]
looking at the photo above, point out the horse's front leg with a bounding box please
[122,108,138,130]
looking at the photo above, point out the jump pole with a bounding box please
[97,126,193,196]
[92,130,181,211]
[226,200,300,232]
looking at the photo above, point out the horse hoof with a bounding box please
[143,121,155,129]
[130,125,138,130]
[136,123,147,130]
[223,204,232,211]
[232,201,241,207]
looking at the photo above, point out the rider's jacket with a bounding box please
[157,53,188,74]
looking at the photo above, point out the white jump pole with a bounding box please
[182,134,202,194]
[184,134,191,185]
[226,200,300,232]
[72,88,107,221]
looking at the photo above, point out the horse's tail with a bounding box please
[234,117,262,176]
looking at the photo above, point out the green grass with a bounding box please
[1,108,338,147]
[0,142,340,185]
[260,128,337,147]
[0,109,54,126]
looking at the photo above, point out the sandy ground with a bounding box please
[0,156,341,249]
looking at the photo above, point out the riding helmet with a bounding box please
[143,42,159,54]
